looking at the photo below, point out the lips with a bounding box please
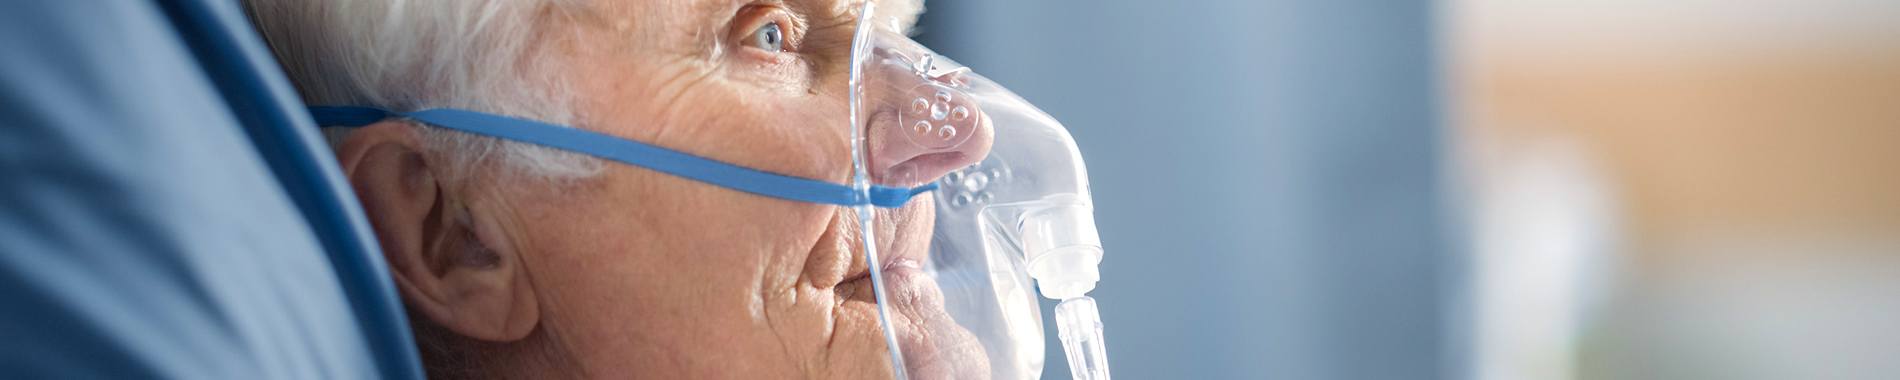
[839,222,919,300]
[836,203,929,296]
[823,198,992,380]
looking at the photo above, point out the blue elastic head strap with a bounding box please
[308,106,935,208]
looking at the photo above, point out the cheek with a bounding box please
[509,168,838,375]
[823,297,903,378]
[684,65,855,180]
[718,90,856,185]
[546,51,869,373]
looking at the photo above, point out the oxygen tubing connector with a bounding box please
[1015,197,1109,380]
[1056,296,1110,380]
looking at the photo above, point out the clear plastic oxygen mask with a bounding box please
[308,3,1111,378]
[849,3,1110,379]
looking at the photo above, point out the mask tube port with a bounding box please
[1018,198,1102,300]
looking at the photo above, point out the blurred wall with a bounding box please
[915,1,1453,379]
[1448,0,1900,379]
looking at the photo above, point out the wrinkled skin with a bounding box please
[332,0,992,379]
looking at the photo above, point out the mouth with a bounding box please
[821,199,993,380]
[837,201,932,293]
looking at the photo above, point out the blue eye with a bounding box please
[752,22,784,52]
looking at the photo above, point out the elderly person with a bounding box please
[242,0,992,378]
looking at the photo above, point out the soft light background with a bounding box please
[917,0,1900,379]
[1450,0,1900,380]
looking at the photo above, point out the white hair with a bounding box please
[243,0,603,182]
[886,0,925,33]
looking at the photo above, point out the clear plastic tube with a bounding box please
[1055,296,1110,380]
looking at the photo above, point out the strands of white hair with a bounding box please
[243,0,603,183]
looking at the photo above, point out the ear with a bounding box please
[336,122,541,342]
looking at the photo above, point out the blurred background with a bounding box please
[914,0,1900,379]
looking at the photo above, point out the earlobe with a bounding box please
[336,122,541,342]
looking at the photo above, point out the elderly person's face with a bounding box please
[333,0,992,378]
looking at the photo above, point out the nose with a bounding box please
[865,71,994,188]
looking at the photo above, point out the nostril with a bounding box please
[888,151,976,185]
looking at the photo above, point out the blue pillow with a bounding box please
[0,0,422,378]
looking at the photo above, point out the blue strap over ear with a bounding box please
[308,106,935,208]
